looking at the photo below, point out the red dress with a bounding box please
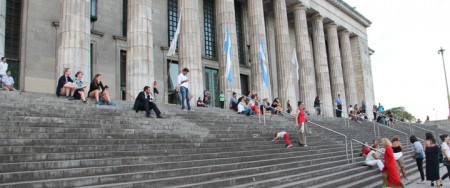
[382,145,403,187]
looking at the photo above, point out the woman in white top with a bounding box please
[440,134,450,183]
[365,140,384,171]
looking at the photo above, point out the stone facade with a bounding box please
[0,0,375,118]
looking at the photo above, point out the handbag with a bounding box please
[444,158,450,166]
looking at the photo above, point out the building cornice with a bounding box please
[325,0,372,27]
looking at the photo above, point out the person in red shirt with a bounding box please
[295,101,307,147]
[360,142,371,156]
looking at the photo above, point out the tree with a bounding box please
[385,106,417,122]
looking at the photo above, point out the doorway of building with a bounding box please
[240,74,249,96]
[167,60,179,104]
[120,50,127,100]
[204,68,219,107]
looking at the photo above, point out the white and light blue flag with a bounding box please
[224,24,233,82]
[259,39,269,88]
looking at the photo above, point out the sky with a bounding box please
[344,0,450,121]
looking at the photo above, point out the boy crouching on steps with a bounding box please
[272,131,293,148]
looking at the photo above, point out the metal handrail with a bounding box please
[374,111,437,140]
[349,138,384,163]
[280,111,349,163]
[376,122,410,146]
[308,121,349,163]
[121,89,135,101]
[320,103,350,128]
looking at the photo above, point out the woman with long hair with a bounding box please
[73,71,88,103]
[410,135,425,184]
[425,132,441,187]
[88,74,112,105]
[381,138,403,187]
[391,136,409,183]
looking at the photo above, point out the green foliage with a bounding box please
[385,106,417,122]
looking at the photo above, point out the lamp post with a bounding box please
[438,47,450,122]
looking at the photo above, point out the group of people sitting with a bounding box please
[56,68,114,105]
[362,133,450,187]
[229,92,288,117]
[348,103,368,121]
[0,57,16,91]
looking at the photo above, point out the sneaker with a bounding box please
[286,144,293,148]
[188,109,195,112]
[404,178,410,184]
[182,109,188,112]
[95,101,102,105]
[303,145,308,147]
[417,180,425,184]
[108,102,116,106]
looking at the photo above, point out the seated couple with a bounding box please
[56,68,114,105]
[133,86,163,118]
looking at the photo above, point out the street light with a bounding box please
[438,47,450,122]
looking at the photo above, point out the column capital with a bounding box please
[325,23,338,30]
[292,4,307,12]
[311,13,323,21]
[338,29,350,36]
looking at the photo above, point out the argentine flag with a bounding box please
[259,39,269,88]
[224,25,233,82]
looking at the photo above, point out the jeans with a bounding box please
[180,86,191,110]
[416,158,425,181]
[441,164,450,181]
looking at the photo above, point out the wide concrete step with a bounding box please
[1,148,347,183]
[0,153,351,188]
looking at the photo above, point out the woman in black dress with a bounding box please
[425,132,442,187]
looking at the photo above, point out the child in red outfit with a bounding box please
[272,131,293,148]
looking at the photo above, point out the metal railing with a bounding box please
[308,120,349,163]
[320,103,350,128]
[121,89,135,101]
[349,138,384,163]
[374,122,410,146]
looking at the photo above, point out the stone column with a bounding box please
[311,14,333,117]
[179,0,203,101]
[273,0,296,110]
[215,0,241,103]
[0,0,6,57]
[339,30,358,108]
[247,0,271,99]
[57,0,91,82]
[126,0,153,98]
[325,23,347,116]
[293,5,316,113]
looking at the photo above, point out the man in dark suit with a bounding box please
[133,86,163,118]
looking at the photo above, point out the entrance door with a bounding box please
[204,68,219,107]
[240,74,249,96]
[120,50,126,100]
[167,60,179,104]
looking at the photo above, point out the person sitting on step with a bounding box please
[56,68,78,99]
[260,98,275,115]
[197,97,206,107]
[2,70,16,91]
[238,98,253,117]
[133,86,163,118]
[73,71,88,103]
[89,74,112,105]
[229,92,238,111]
[271,131,293,148]
[365,139,384,171]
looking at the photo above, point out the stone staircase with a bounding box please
[0,91,434,187]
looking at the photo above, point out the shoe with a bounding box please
[95,101,102,105]
[157,115,163,118]
[188,109,195,112]
[303,145,308,147]
[431,181,434,186]
[82,100,87,104]
[286,144,293,148]
[404,178,410,184]
[417,180,425,184]
[146,114,152,118]
[67,96,75,100]
[182,109,188,111]
[108,102,116,106]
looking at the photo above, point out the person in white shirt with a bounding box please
[177,68,193,111]
[365,139,384,171]
[271,131,292,148]
[2,70,15,91]
[0,57,8,85]
[440,134,450,183]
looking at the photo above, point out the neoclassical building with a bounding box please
[0,0,375,117]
